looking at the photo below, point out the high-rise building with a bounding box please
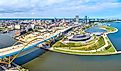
[75,15,80,23]
[62,18,66,23]
[74,15,80,24]
[84,16,89,24]
[85,16,87,23]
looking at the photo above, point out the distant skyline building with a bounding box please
[75,15,80,23]
[74,15,80,24]
[82,16,90,24]
[62,18,66,23]
[84,16,88,24]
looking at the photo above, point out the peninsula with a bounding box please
[49,25,118,55]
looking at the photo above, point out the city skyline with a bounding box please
[0,0,121,18]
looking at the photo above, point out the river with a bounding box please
[22,22,121,71]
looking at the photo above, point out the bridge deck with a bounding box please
[0,26,73,58]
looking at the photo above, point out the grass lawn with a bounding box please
[52,36,105,51]
[100,26,117,33]
[51,26,117,55]
[51,34,117,55]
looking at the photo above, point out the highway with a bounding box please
[0,26,73,58]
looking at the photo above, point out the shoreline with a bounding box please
[100,26,118,34]
[49,49,121,56]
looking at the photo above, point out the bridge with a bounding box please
[0,26,73,70]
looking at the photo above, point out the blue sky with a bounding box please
[0,0,121,18]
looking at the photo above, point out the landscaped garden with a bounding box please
[53,36,105,51]
[49,25,118,55]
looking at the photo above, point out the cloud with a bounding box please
[0,0,121,17]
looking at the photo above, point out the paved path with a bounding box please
[49,34,116,53]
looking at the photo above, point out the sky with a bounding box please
[0,0,121,18]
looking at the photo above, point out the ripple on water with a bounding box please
[0,34,16,49]
[85,26,106,33]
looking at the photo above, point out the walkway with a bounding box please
[49,34,116,53]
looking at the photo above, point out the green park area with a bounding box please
[52,36,104,51]
[50,26,117,55]
[51,35,116,55]
[100,26,117,33]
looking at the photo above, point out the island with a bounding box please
[49,25,118,55]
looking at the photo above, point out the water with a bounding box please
[107,22,121,51]
[85,26,106,33]
[23,51,121,71]
[85,23,121,51]
[0,31,16,48]
[23,22,121,71]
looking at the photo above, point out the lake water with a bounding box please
[107,22,121,51]
[23,22,121,71]
[0,31,16,49]
[85,26,106,33]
